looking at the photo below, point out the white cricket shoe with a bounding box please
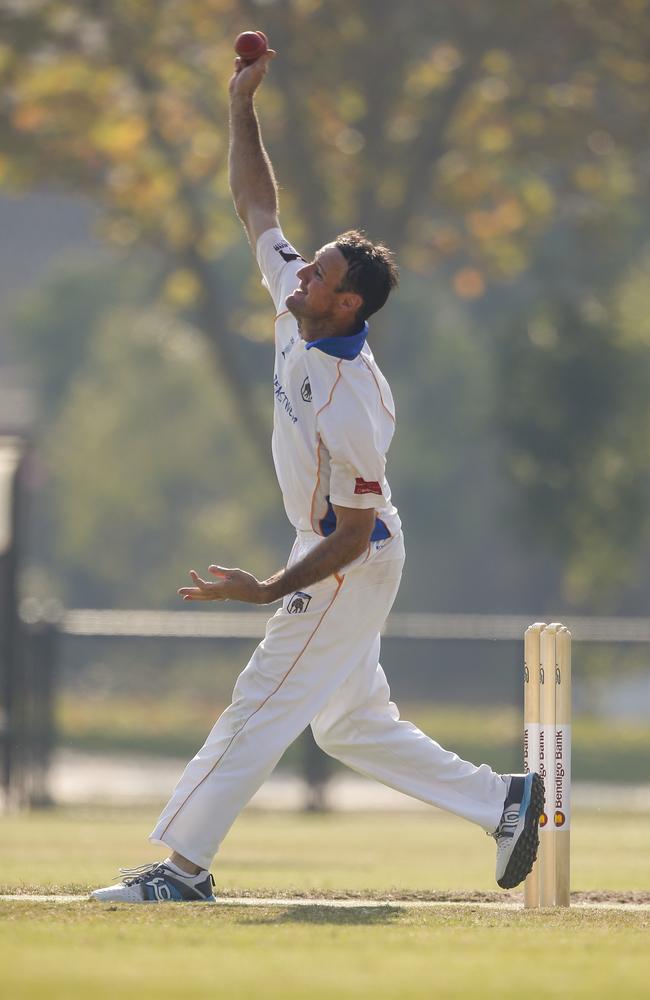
[493,773,544,889]
[91,862,216,903]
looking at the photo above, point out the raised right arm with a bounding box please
[228,52,280,248]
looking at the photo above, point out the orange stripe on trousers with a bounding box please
[158,576,345,839]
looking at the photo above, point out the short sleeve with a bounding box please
[256,227,306,312]
[317,390,387,511]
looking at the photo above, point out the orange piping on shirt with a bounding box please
[275,309,291,322]
[315,359,343,418]
[309,435,325,535]
[360,355,396,424]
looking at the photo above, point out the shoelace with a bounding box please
[115,862,215,895]
[115,862,165,886]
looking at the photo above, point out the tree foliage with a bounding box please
[3,0,650,605]
[3,1,648,278]
[40,300,287,607]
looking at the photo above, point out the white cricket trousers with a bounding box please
[150,531,507,869]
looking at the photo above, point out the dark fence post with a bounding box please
[20,609,60,808]
[0,436,27,811]
[299,727,332,811]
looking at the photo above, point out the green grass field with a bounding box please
[1,806,649,998]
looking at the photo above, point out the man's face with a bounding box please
[286,244,356,327]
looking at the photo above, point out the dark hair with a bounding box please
[334,230,399,323]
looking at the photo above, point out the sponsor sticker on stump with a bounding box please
[554,722,571,829]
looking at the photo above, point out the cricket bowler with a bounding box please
[92,42,543,905]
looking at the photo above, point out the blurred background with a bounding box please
[1,0,649,811]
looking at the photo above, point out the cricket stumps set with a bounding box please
[523,622,571,908]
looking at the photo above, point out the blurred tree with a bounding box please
[382,269,551,614]
[2,0,650,603]
[39,301,287,607]
[496,249,650,607]
[3,2,648,276]
[10,253,147,419]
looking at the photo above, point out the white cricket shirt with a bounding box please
[257,227,401,544]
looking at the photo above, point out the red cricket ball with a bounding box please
[234,30,269,63]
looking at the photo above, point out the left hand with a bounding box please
[178,565,266,604]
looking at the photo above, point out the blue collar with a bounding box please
[304,322,368,360]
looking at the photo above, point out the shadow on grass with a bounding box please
[235,904,402,926]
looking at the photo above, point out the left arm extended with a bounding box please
[178,505,375,605]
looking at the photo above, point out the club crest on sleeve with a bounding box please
[281,336,296,360]
[273,239,305,264]
[300,377,312,402]
[354,477,382,496]
[286,591,312,614]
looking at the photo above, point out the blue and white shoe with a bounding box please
[91,862,216,903]
[493,773,544,889]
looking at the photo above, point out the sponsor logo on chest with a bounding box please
[273,373,299,424]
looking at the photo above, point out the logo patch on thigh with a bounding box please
[286,591,312,614]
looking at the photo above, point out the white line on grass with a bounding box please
[1,894,649,912]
